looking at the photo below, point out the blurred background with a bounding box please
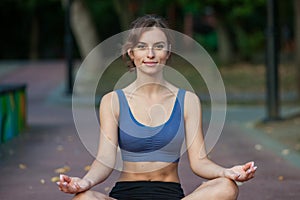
[0,0,299,128]
[1,1,300,199]
[0,0,299,103]
[0,0,294,61]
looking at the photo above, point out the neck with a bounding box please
[134,73,167,95]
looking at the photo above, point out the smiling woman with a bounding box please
[57,14,257,200]
[122,15,173,72]
[126,27,171,75]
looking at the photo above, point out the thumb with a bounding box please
[225,169,240,180]
[60,174,71,183]
[76,178,92,192]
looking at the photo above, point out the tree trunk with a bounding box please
[167,3,177,29]
[70,0,100,57]
[215,21,233,65]
[294,0,300,99]
[29,14,39,60]
[65,0,102,95]
[113,0,135,31]
[184,12,193,37]
[183,12,194,48]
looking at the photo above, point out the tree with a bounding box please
[63,0,102,95]
[294,0,300,99]
[22,0,43,60]
[112,0,137,31]
[69,0,100,58]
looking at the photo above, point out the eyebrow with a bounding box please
[136,41,166,45]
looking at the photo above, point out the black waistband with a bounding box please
[109,181,185,200]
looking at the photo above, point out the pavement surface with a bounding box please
[0,61,300,200]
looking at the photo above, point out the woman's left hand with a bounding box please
[224,161,257,182]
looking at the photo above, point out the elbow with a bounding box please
[189,159,201,175]
[189,156,209,175]
[96,155,116,169]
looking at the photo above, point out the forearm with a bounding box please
[82,159,114,188]
[190,157,226,180]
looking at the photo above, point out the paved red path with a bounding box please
[0,61,300,200]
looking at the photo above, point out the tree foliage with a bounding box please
[0,0,297,63]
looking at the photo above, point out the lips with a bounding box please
[143,61,158,67]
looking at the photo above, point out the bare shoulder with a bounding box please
[100,91,118,103]
[99,91,119,116]
[183,90,201,117]
[184,90,201,105]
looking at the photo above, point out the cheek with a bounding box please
[159,52,170,61]
[133,57,143,67]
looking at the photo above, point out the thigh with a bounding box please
[73,190,115,200]
[183,178,238,200]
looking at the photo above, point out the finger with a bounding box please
[60,174,72,183]
[60,182,77,194]
[74,182,81,190]
[243,168,257,181]
[56,181,63,191]
[247,166,258,174]
[243,161,254,171]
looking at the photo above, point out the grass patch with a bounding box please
[95,55,298,105]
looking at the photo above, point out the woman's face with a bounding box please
[128,27,170,75]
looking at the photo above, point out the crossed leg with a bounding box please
[183,177,239,200]
[72,190,115,200]
[72,178,238,200]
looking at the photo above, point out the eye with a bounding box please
[153,44,165,50]
[135,44,147,50]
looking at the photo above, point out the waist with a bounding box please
[119,162,179,183]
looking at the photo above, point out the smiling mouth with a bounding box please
[143,61,158,66]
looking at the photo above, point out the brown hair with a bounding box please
[122,14,172,71]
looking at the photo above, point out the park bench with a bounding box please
[0,84,26,143]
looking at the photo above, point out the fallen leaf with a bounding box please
[278,176,284,181]
[56,145,64,152]
[254,144,262,151]
[51,176,60,182]
[265,127,273,133]
[55,165,71,174]
[67,136,74,142]
[19,164,27,170]
[40,179,45,184]
[84,165,91,171]
[281,149,290,156]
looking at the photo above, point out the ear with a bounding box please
[127,49,134,60]
[166,44,171,59]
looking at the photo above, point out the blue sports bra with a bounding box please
[116,89,186,163]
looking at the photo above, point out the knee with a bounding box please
[72,192,86,200]
[72,191,109,200]
[217,178,239,200]
[72,191,92,200]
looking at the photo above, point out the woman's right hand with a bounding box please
[56,174,92,194]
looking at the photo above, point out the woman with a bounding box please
[57,15,257,200]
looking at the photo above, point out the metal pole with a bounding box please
[265,0,280,121]
[65,0,73,95]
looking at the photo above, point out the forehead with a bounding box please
[138,27,168,43]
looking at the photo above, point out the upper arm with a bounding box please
[96,91,119,166]
[184,91,207,167]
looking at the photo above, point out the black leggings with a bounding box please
[109,181,185,200]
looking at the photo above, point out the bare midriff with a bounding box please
[118,161,180,183]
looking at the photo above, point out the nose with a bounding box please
[147,47,155,58]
